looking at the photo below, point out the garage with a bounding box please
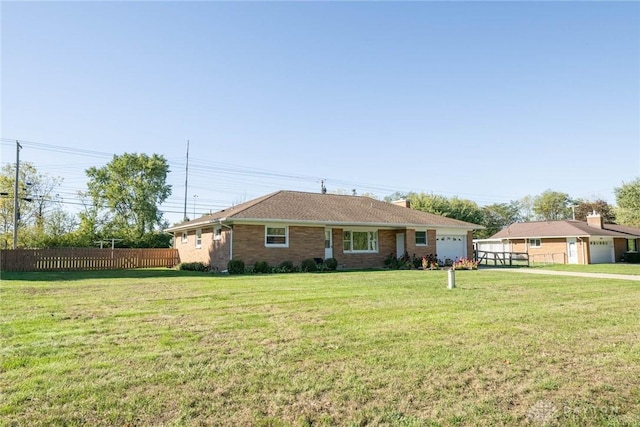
[589,238,614,264]
[436,234,466,262]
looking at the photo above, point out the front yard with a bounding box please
[1,269,639,426]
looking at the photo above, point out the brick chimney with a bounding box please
[392,199,411,209]
[586,211,603,229]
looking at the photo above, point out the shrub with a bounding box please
[227,259,245,275]
[300,258,318,272]
[278,260,295,273]
[452,258,478,270]
[178,262,208,272]
[253,261,270,274]
[624,252,640,263]
[324,257,338,271]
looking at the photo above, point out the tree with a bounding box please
[533,190,573,221]
[86,153,172,239]
[573,199,616,223]
[0,162,63,248]
[614,178,640,227]
[477,201,521,239]
[408,193,484,225]
[518,195,535,222]
[24,207,79,248]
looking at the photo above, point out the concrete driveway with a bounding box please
[480,268,640,281]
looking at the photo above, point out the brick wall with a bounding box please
[510,237,588,264]
[210,228,231,271]
[176,224,474,270]
[174,228,214,266]
[232,224,325,268]
[466,231,474,260]
[404,229,438,260]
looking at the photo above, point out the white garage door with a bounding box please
[436,235,466,262]
[589,238,614,264]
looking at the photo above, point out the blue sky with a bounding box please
[2,1,639,225]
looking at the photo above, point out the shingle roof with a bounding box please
[489,220,640,239]
[603,223,640,236]
[166,190,482,231]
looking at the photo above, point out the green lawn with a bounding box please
[1,269,639,426]
[532,263,640,276]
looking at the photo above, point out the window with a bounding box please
[628,239,638,252]
[181,232,188,244]
[214,225,222,241]
[343,230,378,253]
[528,238,541,248]
[265,226,288,247]
[195,229,202,248]
[415,231,428,246]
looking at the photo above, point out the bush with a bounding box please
[277,260,295,273]
[624,252,640,263]
[324,257,338,271]
[178,262,208,272]
[253,260,270,274]
[227,259,245,274]
[300,258,318,272]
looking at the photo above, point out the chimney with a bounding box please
[586,211,603,229]
[392,199,410,209]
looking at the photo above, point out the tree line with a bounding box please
[385,183,639,239]
[1,153,171,249]
[1,151,639,248]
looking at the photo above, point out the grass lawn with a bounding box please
[531,263,640,276]
[1,269,639,426]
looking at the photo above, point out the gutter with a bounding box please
[165,218,218,233]
[227,218,483,229]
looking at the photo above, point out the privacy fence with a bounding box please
[0,248,180,272]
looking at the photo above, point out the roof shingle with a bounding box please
[489,220,640,239]
[166,190,482,231]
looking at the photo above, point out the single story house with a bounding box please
[474,213,640,264]
[165,190,483,270]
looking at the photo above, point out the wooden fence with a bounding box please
[475,250,530,267]
[0,248,180,272]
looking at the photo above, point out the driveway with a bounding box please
[480,268,640,282]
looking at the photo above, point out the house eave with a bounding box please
[228,218,480,230]
[164,219,220,233]
[496,234,615,240]
[165,216,481,232]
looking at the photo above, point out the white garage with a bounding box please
[436,233,467,262]
[589,238,614,264]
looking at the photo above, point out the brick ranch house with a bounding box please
[474,213,640,264]
[165,190,482,271]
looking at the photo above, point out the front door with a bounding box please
[567,238,578,264]
[325,228,333,259]
[396,233,405,258]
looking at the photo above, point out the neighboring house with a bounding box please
[474,213,640,264]
[165,190,482,271]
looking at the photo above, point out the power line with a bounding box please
[2,137,523,210]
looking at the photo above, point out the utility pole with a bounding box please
[13,141,21,249]
[183,140,189,221]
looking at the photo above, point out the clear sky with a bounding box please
[1,1,639,226]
